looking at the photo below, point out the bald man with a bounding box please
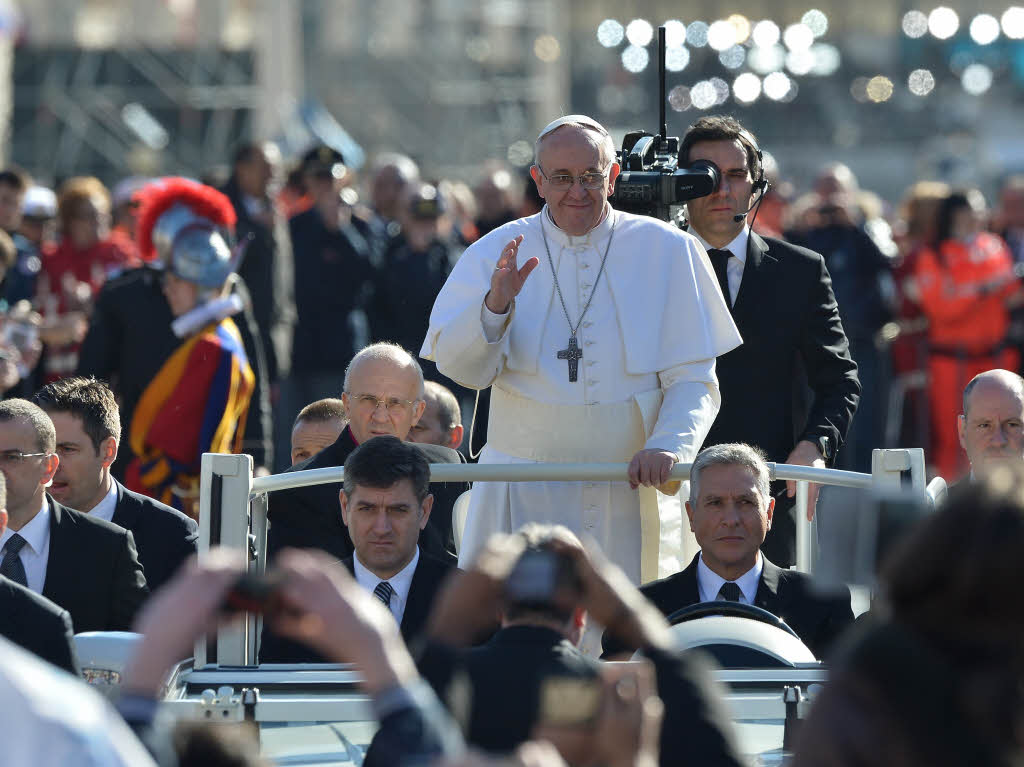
[267,342,468,564]
[958,369,1024,477]
[408,381,464,451]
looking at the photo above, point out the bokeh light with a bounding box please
[686,21,710,47]
[786,49,815,76]
[970,13,1000,44]
[708,19,738,51]
[866,75,894,102]
[801,10,829,37]
[902,10,929,38]
[622,44,650,72]
[908,68,936,96]
[728,14,751,44]
[748,44,786,75]
[783,23,815,51]
[763,71,793,101]
[810,43,842,76]
[733,73,762,104]
[668,85,692,111]
[928,7,959,39]
[691,80,718,109]
[752,20,781,48]
[597,19,625,48]
[626,19,654,46]
[533,35,561,63]
[1002,7,1024,38]
[962,62,993,94]
[663,19,687,47]
[666,45,691,72]
[719,44,746,69]
[710,77,731,106]
[507,140,534,167]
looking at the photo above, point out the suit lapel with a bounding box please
[41,502,70,600]
[732,231,770,316]
[110,481,137,530]
[754,554,784,613]
[400,556,434,641]
[679,553,702,605]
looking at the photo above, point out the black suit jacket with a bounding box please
[259,550,455,663]
[0,575,79,674]
[111,480,198,595]
[41,500,149,633]
[267,425,468,564]
[702,233,861,564]
[603,553,854,660]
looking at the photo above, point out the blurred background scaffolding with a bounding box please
[2,0,1022,198]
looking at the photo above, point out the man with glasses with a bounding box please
[0,399,147,633]
[423,115,741,590]
[268,342,468,567]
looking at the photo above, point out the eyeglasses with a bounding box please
[348,394,419,416]
[0,450,50,464]
[536,165,609,190]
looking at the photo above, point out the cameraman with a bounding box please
[419,525,743,767]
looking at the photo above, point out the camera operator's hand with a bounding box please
[485,235,539,314]
[426,533,526,646]
[122,549,245,697]
[546,537,672,654]
[269,548,417,694]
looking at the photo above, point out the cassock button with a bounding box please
[587,378,598,385]
[581,262,591,270]
[581,282,592,290]
[583,321,593,328]
[584,340,594,347]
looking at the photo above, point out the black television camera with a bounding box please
[608,26,721,224]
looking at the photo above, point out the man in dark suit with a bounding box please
[0,399,148,633]
[33,377,198,595]
[603,443,854,660]
[0,472,79,674]
[261,436,456,662]
[680,115,861,566]
[267,342,469,564]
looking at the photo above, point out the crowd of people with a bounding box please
[1,109,1024,766]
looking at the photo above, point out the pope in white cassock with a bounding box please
[421,115,742,585]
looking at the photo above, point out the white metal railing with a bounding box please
[197,448,930,666]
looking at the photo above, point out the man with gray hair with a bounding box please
[268,343,468,566]
[423,114,741,586]
[409,381,464,451]
[602,442,853,659]
[958,368,1024,478]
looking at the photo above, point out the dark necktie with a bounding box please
[373,580,394,608]
[707,248,733,306]
[0,533,28,588]
[717,581,742,602]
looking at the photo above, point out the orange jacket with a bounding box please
[913,232,1019,351]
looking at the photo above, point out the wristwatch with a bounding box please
[814,434,834,464]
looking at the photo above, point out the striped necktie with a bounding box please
[373,580,394,608]
[0,534,28,588]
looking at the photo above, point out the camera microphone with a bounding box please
[733,183,770,223]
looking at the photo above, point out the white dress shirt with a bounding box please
[692,226,750,306]
[696,551,763,605]
[87,481,120,523]
[352,546,420,625]
[0,499,50,593]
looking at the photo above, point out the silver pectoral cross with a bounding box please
[557,335,584,382]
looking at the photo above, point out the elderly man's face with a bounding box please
[0,417,56,520]
[959,379,1024,472]
[686,463,773,578]
[531,127,620,237]
[408,395,462,450]
[341,358,425,444]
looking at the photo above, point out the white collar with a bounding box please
[541,203,614,248]
[86,480,119,523]
[696,550,763,604]
[0,498,49,555]
[171,293,244,338]
[692,226,749,265]
[353,545,420,606]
